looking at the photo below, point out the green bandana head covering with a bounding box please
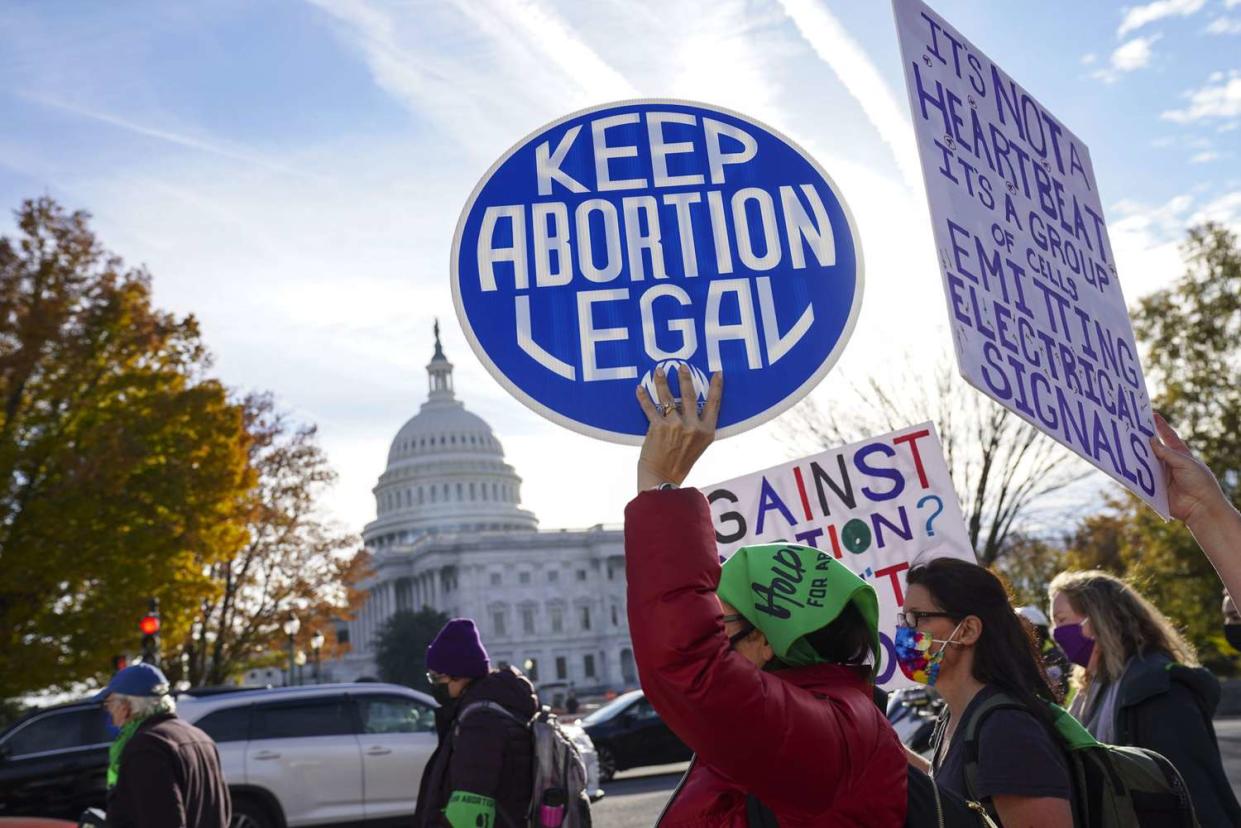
[717,543,881,670]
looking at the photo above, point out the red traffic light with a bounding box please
[139,614,161,636]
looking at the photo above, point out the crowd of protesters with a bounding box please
[617,365,1240,827]
[80,364,1241,827]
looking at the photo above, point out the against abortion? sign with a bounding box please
[452,100,863,444]
[704,423,974,688]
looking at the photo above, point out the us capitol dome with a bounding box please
[328,325,637,692]
[364,321,538,544]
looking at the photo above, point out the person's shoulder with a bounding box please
[970,690,1058,751]
[979,705,1054,740]
[1117,651,1220,708]
[137,714,216,749]
[471,667,539,718]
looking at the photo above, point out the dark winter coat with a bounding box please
[107,713,231,828]
[413,667,539,827]
[1111,652,1241,828]
[625,488,908,827]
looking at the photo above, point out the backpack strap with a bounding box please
[455,700,531,730]
[958,692,1030,810]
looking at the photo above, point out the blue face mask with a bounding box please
[102,707,120,738]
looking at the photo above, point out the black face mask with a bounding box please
[431,682,455,707]
[1225,624,1241,652]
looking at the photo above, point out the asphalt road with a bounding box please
[590,721,1241,826]
[591,762,688,828]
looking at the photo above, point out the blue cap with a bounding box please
[91,663,169,701]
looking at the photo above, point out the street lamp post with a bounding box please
[282,613,300,687]
[294,650,307,687]
[310,630,325,684]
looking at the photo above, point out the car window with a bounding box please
[359,696,436,734]
[633,699,660,721]
[581,692,642,726]
[5,709,102,757]
[250,698,355,740]
[194,706,251,743]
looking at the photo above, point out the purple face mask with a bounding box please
[1053,621,1095,667]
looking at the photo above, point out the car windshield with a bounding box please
[580,691,642,726]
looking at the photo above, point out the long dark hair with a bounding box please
[907,558,1058,717]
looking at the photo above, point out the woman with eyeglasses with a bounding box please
[898,557,1073,827]
[625,367,907,826]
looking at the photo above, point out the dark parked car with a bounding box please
[579,690,691,781]
[0,701,110,820]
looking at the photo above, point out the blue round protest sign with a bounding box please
[452,99,863,444]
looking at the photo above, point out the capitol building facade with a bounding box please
[325,330,636,692]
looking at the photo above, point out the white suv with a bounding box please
[178,683,438,828]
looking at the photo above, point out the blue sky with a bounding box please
[2,0,1238,534]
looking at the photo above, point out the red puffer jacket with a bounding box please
[625,488,907,827]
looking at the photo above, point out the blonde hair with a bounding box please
[1048,570,1196,685]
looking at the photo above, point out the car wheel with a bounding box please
[231,795,276,828]
[596,745,617,782]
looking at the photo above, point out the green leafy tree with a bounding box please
[375,608,451,691]
[995,533,1068,610]
[0,198,254,697]
[1136,223,1241,480]
[1063,224,1240,674]
[1117,223,1240,673]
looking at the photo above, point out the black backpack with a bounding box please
[957,692,1198,828]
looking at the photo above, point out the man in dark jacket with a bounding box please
[413,618,538,828]
[92,663,230,828]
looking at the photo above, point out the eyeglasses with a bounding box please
[425,671,448,686]
[898,609,960,628]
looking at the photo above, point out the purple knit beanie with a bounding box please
[426,618,490,678]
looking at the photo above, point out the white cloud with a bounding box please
[17,93,323,182]
[304,0,635,159]
[774,0,922,190]
[1117,0,1206,37]
[1109,189,1241,303]
[446,0,638,101]
[1162,70,1241,122]
[1081,52,1098,65]
[1092,35,1161,82]
[1191,150,1221,162]
[1205,16,1241,33]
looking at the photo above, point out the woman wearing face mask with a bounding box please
[627,366,907,826]
[898,557,1073,827]
[1049,570,1241,827]
[412,618,539,828]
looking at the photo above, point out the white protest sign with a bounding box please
[703,422,974,687]
[893,0,1170,517]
